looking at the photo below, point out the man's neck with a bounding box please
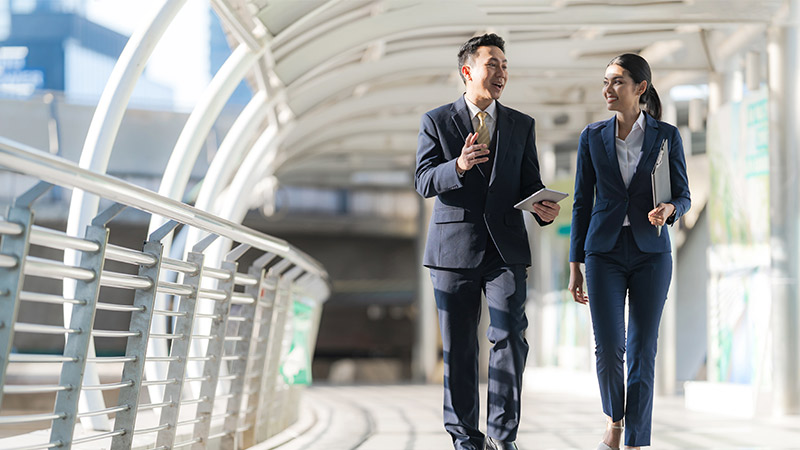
[465,92,493,111]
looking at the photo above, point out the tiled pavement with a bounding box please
[258,383,800,450]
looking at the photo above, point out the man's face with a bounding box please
[463,45,507,102]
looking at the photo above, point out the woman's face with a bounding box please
[603,64,646,113]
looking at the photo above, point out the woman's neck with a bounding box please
[616,108,641,140]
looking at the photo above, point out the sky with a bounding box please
[84,0,212,110]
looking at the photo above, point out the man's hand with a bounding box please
[456,132,490,174]
[531,200,561,223]
[648,202,675,227]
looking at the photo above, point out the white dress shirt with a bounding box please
[615,111,646,226]
[456,97,497,177]
[465,97,497,139]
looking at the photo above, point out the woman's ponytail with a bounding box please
[644,85,662,121]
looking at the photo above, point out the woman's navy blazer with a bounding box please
[569,112,691,263]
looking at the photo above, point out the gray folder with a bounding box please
[651,139,671,237]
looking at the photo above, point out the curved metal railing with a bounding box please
[0,137,329,449]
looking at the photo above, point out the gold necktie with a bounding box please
[476,111,490,147]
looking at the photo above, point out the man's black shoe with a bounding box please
[485,437,519,450]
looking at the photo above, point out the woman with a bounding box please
[568,54,691,449]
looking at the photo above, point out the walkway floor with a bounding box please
[259,383,800,450]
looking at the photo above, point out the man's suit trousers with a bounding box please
[429,242,528,450]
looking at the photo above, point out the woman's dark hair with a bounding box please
[607,53,661,120]
[457,33,505,84]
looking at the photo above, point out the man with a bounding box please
[415,33,560,450]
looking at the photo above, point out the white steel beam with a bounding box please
[152,42,266,233]
[63,0,189,431]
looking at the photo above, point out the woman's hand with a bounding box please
[568,262,588,305]
[648,202,675,227]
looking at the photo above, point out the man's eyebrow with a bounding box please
[487,57,508,63]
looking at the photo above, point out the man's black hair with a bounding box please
[457,33,505,83]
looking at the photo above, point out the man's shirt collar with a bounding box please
[464,96,497,121]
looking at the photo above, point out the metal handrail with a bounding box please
[23,257,95,281]
[0,138,329,286]
[14,323,81,335]
[18,291,84,305]
[0,253,17,268]
[0,412,66,424]
[8,354,77,363]
[4,441,62,450]
[81,381,134,391]
[105,244,159,266]
[158,281,195,297]
[30,225,101,253]
[70,430,125,445]
[0,220,23,235]
[95,302,145,313]
[198,287,228,301]
[161,257,199,274]
[3,385,71,394]
[231,293,256,305]
[0,136,329,449]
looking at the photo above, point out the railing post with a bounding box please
[155,239,209,448]
[0,182,51,413]
[191,243,248,449]
[111,220,178,449]
[239,272,278,448]
[50,203,124,447]
[222,252,275,450]
[275,267,305,432]
[255,262,293,442]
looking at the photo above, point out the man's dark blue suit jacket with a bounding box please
[415,95,550,269]
[569,112,691,263]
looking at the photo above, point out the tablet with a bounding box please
[514,188,569,212]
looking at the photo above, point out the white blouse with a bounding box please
[615,111,646,226]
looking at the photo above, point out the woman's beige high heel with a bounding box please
[595,420,623,450]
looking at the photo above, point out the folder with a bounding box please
[651,139,671,237]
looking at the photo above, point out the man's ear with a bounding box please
[461,64,471,82]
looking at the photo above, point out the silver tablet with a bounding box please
[514,188,569,212]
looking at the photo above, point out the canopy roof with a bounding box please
[218,0,783,187]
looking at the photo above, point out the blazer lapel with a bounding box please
[451,96,471,144]
[628,112,661,191]
[489,102,515,186]
[452,95,491,180]
[601,116,626,188]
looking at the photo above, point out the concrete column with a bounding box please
[767,1,800,415]
[655,230,677,395]
[413,196,439,382]
[527,143,556,369]
[704,71,724,386]
[656,95,677,396]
